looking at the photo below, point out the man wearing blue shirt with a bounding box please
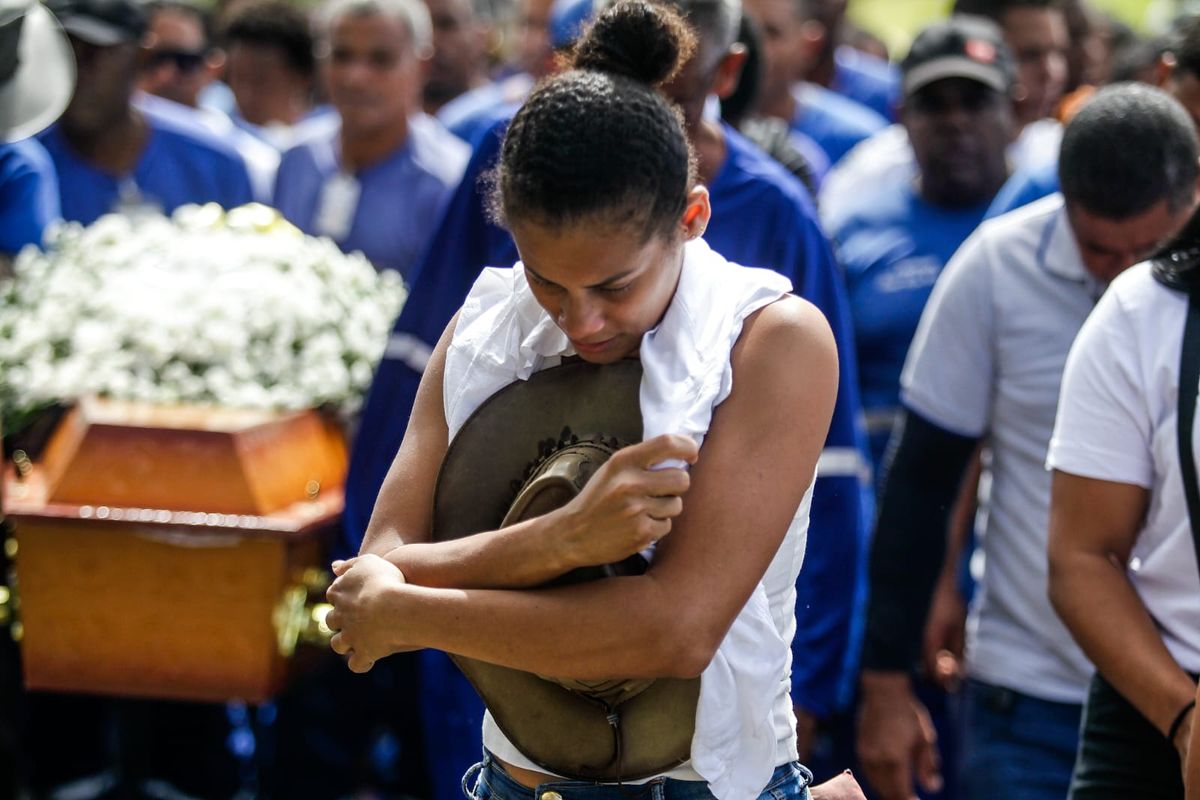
[136,1,281,202]
[744,0,887,166]
[272,0,467,279]
[344,0,872,793]
[831,17,1016,473]
[219,0,327,153]
[38,0,253,225]
[820,0,1068,238]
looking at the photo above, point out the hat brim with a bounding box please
[904,57,1009,97]
[432,359,700,780]
[461,657,700,780]
[58,15,132,46]
[433,359,646,541]
[0,4,76,142]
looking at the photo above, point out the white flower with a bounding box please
[0,204,407,427]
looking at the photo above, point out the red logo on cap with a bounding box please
[965,38,996,64]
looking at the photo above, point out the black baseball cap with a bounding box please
[901,15,1015,97]
[45,0,146,46]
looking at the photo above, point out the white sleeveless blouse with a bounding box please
[444,238,814,799]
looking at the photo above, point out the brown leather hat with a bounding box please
[431,359,700,781]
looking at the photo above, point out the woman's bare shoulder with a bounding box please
[734,294,837,374]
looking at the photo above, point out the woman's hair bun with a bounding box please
[568,0,697,88]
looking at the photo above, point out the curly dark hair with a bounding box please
[489,0,699,241]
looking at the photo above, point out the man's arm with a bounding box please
[857,411,978,800]
[1048,471,1195,760]
[921,447,982,689]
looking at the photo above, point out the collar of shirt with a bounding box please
[1037,200,1104,299]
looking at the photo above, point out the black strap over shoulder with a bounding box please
[1154,245,1200,292]
[1151,243,1200,571]
[1171,259,1200,578]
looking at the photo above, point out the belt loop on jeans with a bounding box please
[462,758,486,800]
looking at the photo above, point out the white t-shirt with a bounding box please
[1047,261,1200,673]
[900,194,1096,703]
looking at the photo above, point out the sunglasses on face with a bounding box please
[146,48,206,73]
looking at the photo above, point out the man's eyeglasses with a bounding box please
[145,48,206,73]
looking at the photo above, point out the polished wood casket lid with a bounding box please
[28,397,348,516]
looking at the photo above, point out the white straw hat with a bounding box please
[0,0,76,142]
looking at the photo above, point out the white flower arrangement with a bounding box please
[0,204,406,434]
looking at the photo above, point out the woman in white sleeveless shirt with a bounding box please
[324,2,851,798]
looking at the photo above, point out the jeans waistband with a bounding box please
[464,752,812,800]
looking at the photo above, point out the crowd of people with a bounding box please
[3,0,1200,798]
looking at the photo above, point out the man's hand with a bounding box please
[857,671,942,800]
[326,554,410,673]
[810,771,867,800]
[921,573,966,692]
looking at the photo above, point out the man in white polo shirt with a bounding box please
[856,83,1200,800]
[1048,195,1200,794]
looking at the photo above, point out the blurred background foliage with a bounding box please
[850,0,1187,55]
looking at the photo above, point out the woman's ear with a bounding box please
[681,186,711,239]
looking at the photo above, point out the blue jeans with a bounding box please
[961,679,1083,800]
[462,752,813,800]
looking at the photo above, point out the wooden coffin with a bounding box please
[2,398,346,703]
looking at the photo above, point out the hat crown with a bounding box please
[901,14,1015,96]
[0,0,34,27]
[46,0,146,44]
[0,0,77,142]
[0,10,24,83]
